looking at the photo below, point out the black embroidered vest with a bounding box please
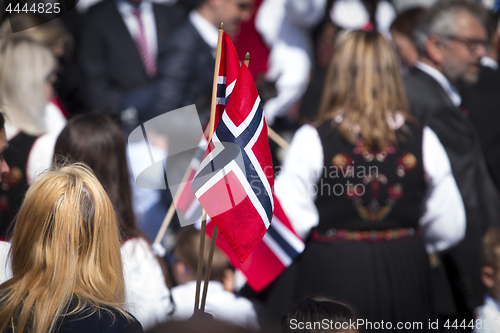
[0,132,38,237]
[314,122,426,232]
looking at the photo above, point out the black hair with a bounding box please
[281,297,359,333]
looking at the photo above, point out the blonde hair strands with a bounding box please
[318,30,414,147]
[0,163,130,333]
[0,36,55,136]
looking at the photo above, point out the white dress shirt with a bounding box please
[414,61,461,107]
[274,124,466,254]
[169,280,259,330]
[116,0,158,61]
[473,294,500,333]
[481,56,499,71]
[189,10,218,57]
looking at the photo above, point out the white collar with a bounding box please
[415,61,461,107]
[484,294,500,312]
[116,0,152,15]
[481,56,499,70]
[189,10,218,54]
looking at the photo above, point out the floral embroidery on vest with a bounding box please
[339,150,417,222]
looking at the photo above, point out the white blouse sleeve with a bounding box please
[121,237,172,331]
[26,133,58,185]
[420,126,466,254]
[0,241,12,285]
[275,124,323,240]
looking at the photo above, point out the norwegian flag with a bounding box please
[214,32,240,128]
[191,53,274,263]
[176,32,239,224]
[176,32,304,288]
[175,151,305,290]
[175,146,305,290]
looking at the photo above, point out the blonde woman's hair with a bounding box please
[0,14,71,55]
[0,163,130,333]
[318,30,414,148]
[0,36,55,136]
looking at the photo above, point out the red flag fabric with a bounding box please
[192,45,274,262]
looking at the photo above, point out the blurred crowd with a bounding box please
[0,0,499,332]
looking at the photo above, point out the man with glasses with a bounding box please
[461,11,500,194]
[405,0,499,328]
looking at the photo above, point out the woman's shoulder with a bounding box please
[59,303,144,333]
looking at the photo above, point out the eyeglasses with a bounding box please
[439,35,488,53]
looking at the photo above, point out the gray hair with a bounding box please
[414,0,487,56]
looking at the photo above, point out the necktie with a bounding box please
[132,8,156,77]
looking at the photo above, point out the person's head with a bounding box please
[173,226,233,290]
[196,0,254,33]
[148,318,258,333]
[318,30,413,148]
[414,0,488,87]
[0,14,71,58]
[390,7,426,69]
[54,114,138,241]
[481,228,500,300]
[281,297,359,333]
[0,36,56,136]
[0,163,128,333]
[0,113,9,174]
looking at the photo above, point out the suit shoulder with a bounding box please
[165,20,204,51]
[85,0,116,19]
[153,2,188,19]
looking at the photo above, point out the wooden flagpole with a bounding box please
[194,22,224,313]
[267,127,289,150]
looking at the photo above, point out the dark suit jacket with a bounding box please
[153,19,215,120]
[461,65,500,193]
[404,67,499,316]
[78,0,186,114]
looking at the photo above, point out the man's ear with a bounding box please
[222,268,235,293]
[425,35,444,65]
[481,266,495,289]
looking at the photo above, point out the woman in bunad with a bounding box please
[0,36,61,237]
[273,30,465,331]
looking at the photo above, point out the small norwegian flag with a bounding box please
[191,42,274,262]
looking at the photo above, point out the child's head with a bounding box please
[281,297,359,333]
[172,226,234,290]
[482,228,500,299]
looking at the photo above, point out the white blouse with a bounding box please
[275,124,466,254]
[121,237,173,330]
